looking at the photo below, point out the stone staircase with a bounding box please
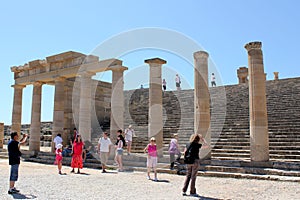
[125,77,300,162]
[18,150,300,182]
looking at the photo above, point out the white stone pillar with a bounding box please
[78,71,95,142]
[273,72,279,80]
[0,122,4,149]
[11,85,26,138]
[194,51,211,159]
[245,41,269,162]
[110,65,127,141]
[145,58,166,157]
[52,77,65,151]
[29,82,43,153]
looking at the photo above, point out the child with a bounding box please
[144,137,158,181]
[54,143,63,174]
[115,135,125,172]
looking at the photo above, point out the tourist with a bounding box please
[53,133,63,149]
[115,134,125,172]
[97,132,112,173]
[211,73,216,87]
[168,133,181,170]
[71,128,78,143]
[70,135,84,174]
[162,79,167,92]
[144,137,158,181]
[7,132,28,194]
[62,144,72,157]
[114,130,125,165]
[54,143,63,175]
[82,141,94,163]
[182,134,207,197]
[124,125,135,155]
[175,74,181,91]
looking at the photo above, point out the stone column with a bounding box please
[193,51,211,160]
[273,72,279,80]
[110,65,127,141]
[11,85,26,137]
[29,82,43,154]
[237,67,248,84]
[52,77,65,151]
[245,41,269,162]
[0,122,4,149]
[145,58,166,157]
[78,71,95,142]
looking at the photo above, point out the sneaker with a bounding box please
[190,193,200,197]
[154,178,158,182]
[12,187,20,192]
[182,192,187,196]
[147,176,151,180]
[8,189,17,194]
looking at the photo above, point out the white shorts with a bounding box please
[147,156,157,168]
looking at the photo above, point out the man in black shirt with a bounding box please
[7,132,28,194]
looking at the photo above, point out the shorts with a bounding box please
[176,82,180,88]
[100,152,109,165]
[147,156,157,168]
[126,140,132,145]
[10,164,19,181]
[117,148,123,155]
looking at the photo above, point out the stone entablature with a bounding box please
[11,51,123,85]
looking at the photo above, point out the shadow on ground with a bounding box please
[199,196,222,200]
[10,193,37,199]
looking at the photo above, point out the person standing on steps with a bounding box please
[124,125,135,155]
[7,132,28,195]
[175,74,181,91]
[211,73,216,87]
[97,132,112,173]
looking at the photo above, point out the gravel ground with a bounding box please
[0,159,299,200]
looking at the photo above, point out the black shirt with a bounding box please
[186,142,202,160]
[8,140,21,165]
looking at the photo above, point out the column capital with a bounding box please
[11,84,26,89]
[193,51,209,59]
[33,81,43,87]
[244,41,262,51]
[145,58,167,65]
[110,65,128,72]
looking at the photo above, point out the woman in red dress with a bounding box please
[71,135,84,174]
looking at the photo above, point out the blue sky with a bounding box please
[1,0,300,125]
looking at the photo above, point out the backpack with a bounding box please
[184,143,195,164]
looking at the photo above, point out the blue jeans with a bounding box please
[10,164,19,181]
